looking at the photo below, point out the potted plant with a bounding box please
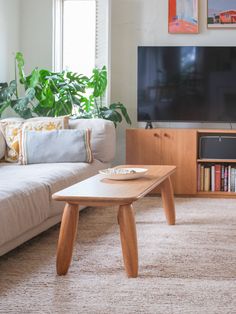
[0,52,131,126]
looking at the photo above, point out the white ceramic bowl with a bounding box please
[99,167,148,180]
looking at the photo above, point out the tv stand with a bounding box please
[126,128,236,197]
[145,121,153,129]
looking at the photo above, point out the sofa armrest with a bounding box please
[69,118,116,163]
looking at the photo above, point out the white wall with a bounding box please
[0,0,53,82]
[20,0,53,74]
[0,0,20,82]
[110,0,236,164]
[0,0,53,118]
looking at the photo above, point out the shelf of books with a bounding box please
[197,161,236,195]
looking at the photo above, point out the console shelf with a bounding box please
[126,128,236,197]
[197,191,236,197]
[197,159,236,163]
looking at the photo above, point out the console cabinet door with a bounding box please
[126,129,162,165]
[126,129,197,195]
[161,129,197,195]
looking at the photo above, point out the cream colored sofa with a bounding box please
[0,119,116,256]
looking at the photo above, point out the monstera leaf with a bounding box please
[88,66,107,97]
[10,88,35,119]
[0,81,17,117]
[99,103,131,127]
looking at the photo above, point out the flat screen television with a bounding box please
[138,46,236,122]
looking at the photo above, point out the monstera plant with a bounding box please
[0,52,131,126]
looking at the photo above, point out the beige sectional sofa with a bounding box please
[0,118,115,256]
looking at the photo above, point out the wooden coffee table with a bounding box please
[52,165,176,278]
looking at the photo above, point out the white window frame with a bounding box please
[52,0,63,72]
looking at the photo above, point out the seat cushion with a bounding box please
[0,165,50,247]
[16,160,109,216]
[0,160,108,247]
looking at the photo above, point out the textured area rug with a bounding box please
[0,197,236,314]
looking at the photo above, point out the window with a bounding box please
[53,0,110,97]
[63,0,96,76]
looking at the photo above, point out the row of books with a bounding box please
[197,164,236,192]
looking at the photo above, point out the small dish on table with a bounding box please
[99,167,148,180]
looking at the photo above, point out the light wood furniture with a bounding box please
[52,165,176,278]
[126,128,236,197]
[126,129,197,195]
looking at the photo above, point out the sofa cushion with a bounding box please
[0,160,109,246]
[69,118,116,163]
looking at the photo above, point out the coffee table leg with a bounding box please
[56,203,79,275]
[161,177,176,225]
[118,204,138,278]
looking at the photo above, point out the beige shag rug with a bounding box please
[0,197,236,314]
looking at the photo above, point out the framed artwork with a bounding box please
[207,0,236,28]
[168,0,199,34]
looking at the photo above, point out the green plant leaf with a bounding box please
[15,52,26,85]
[79,95,94,113]
[89,66,107,98]
[25,87,36,101]
[39,69,52,80]
[29,68,40,88]
[0,81,16,101]
[0,83,8,89]
[110,102,132,125]
[99,107,122,126]
[0,81,18,116]
[10,87,35,118]
[0,100,11,117]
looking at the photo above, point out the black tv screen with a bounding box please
[138,46,236,122]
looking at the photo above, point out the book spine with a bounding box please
[200,165,204,191]
[230,168,235,192]
[204,167,210,192]
[197,164,201,192]
[221,165,225,191]
[228,165,231,192]
[215,164,221,192]
[211,165,215,192]
[224,166,228,192]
